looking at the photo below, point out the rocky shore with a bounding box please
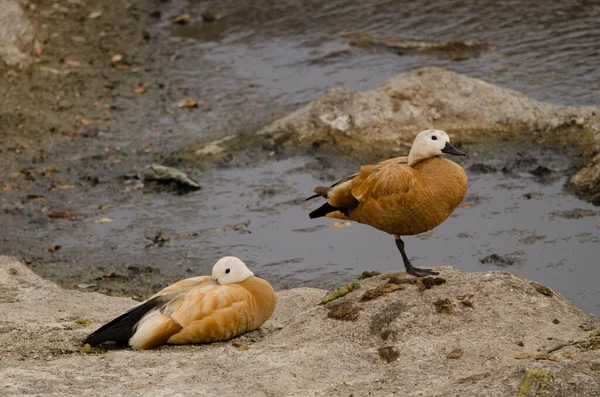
[1,256,599,396]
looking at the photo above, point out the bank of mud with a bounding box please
[0,0,292,298]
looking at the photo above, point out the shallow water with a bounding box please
[35,155,599,314]
[168,0,600,106]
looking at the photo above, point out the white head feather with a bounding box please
[407,129,464,166]
[211,256,254,284]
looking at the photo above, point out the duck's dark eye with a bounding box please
[225,268,230,274]
[431,136,438,140]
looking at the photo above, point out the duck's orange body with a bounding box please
[84,258,276,350]
[308,129,468,277]
[326,156,468,236]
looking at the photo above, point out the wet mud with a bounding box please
[1,0,599,315]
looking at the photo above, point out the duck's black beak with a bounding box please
[441,142,466,156]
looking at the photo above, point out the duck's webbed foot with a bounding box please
[395,237,439,278]
[405,264,440,277]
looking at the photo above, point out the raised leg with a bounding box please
[395,237,439,277]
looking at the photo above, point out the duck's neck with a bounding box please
[408,153,438,167]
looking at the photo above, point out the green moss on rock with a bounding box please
[321,282,360,304]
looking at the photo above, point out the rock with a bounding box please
[569,154,600,205]
[57,99,73,111]
[140,164,201,191]
[192,68,600,204]
[0,0,34,66]
[1,256,599,396]
[341,31,488,60]
[479,253,516,266]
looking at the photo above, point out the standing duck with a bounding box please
[84,256,276,350]
[307,129,468,277]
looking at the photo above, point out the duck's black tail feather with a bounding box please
[83,293,174,346]
[309,202,348,219]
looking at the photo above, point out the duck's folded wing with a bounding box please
[165,284,256,344]
[84,276,215,347]
[167,300,252,344]
[305,156,408,202]
[351,163,416,202]
[83,291,180,346]
[151,275,214,298]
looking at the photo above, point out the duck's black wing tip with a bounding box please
[83,294,174,347]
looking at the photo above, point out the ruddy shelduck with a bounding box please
[307,129,468,277]
[84,256,276,350]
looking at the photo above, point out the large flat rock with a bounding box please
[0,0,33,66]
[1,255,599,396]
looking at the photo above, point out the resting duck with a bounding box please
[84,256,276,350]
[307,129,468,277]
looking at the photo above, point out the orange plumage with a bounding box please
[84,257,276,350]
[308,129,468,277]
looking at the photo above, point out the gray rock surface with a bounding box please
[0,0,33,66]
[1,255,599,396]
[193,67,600,203]
[141,164,201,190]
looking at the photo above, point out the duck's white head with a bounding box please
[211,256,254,285]
[407,129,466,166]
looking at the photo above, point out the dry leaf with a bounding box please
[48,211,72,218]
[447,348,463,359]
[33,40,42,56]
[93,217,113,224]
[48,245,61,252]
[57,184,75,189]
[172,13,191,24]
[2,185,12,191]
[133,84,148,94]
[120,183,144,194]
[231,341,251,351]
[65,59,81,67]
[331,221,352,228]
[111,54,123,62]
[81,119,89,126]
[26,194,45,201]
[178,98,198,108]
[35,205,51,214]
